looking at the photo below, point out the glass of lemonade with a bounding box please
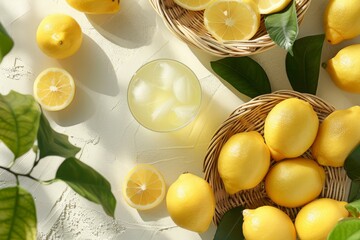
[127,59,202,132]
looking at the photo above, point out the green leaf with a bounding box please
[346,199,360,218]
[56,157,116,218]
[348,181,360,203]
[214,206,245,240]
[327,218,360,240]
[211,57,271,98]
[37,111,80,159]
[285,34,325,94]
[265,0,298,54]
[0,91,41,158]
[0,186,37,240]
[344,144,360,182]
[0,23,14,62]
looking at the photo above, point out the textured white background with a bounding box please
[0,0,359,239]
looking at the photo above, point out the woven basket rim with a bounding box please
[149,0,312,56]
[202,90,351,224]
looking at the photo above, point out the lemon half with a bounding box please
[122,164,166,211]
[258,0,292,14]
[33,68,76,111]
[204,0,260,42]
[174,0,214,11]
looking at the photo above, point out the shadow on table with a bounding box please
[188,44,254,101]
[49,34,119,126]
[46,84,95,127]
[86,0,156,49]
[59,34,119,97]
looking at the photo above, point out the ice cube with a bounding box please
[172,105,198,121]
[131,78,154,103]
[151,98,175,121]
[155,62,178,90]
[173,76,192,103]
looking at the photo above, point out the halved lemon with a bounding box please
[123,164,166,210]
[258,0,292,14]
[33,68,76,111]
[204,0,260,42]
[174,0,214,11]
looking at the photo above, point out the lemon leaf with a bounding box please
[348,181,360,203]
[0,23,13,62]
[0,91,41,158]
[327,218,360,240]
[345,144,360,203]
[214,206,245,240]
[344,144,360,182]
[265,0,298,54]
[211,57,271,98]
[346,199,360,218]
[37,111,80,159]
[285,34,325,94]
[55,157,116,218]
[0,187,37,240]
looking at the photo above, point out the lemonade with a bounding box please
[127,59,202,132]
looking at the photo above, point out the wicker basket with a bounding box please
[149,0,312,56]
[203,90,351,225]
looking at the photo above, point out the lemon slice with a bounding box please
[174,0,214,11]
[258,0,292,14]
[33,68,75,111]
[204,0,260,42]
[123,164,166,210]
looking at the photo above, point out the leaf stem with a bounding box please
[0,165,39,182]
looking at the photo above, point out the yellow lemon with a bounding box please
[324,0,360,44]
[122,164,166,210]
[312,106,360,167]
[66,0,120,14]
[265,158,325,208]
[295,198,349,240]
[204,0,260,41]
[218,131,270,194]
[36,14,83,59]
[166,173,215,233]
[257,0,292,14]
[325,44,360,93]
[174,0,214,11]
[33,68,76,111]
[243,206,296,240]
[264,98,319,161]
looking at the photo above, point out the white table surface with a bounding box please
[0,0,359,239]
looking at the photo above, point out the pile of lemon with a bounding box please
[120,98,360,239]
[218,98,360,240]
[173,0,292,41]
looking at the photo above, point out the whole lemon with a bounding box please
[242,206,296,240]
[325,44,360,93]
[264,98,319,161]
[324,0,360,44]
[36,14,83,59]
[66,0,120,14]
[166,173,215,233]
[295,198,349,240]
[312,106,360,167]
[218,131,270,194]
[265,158,325,208]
